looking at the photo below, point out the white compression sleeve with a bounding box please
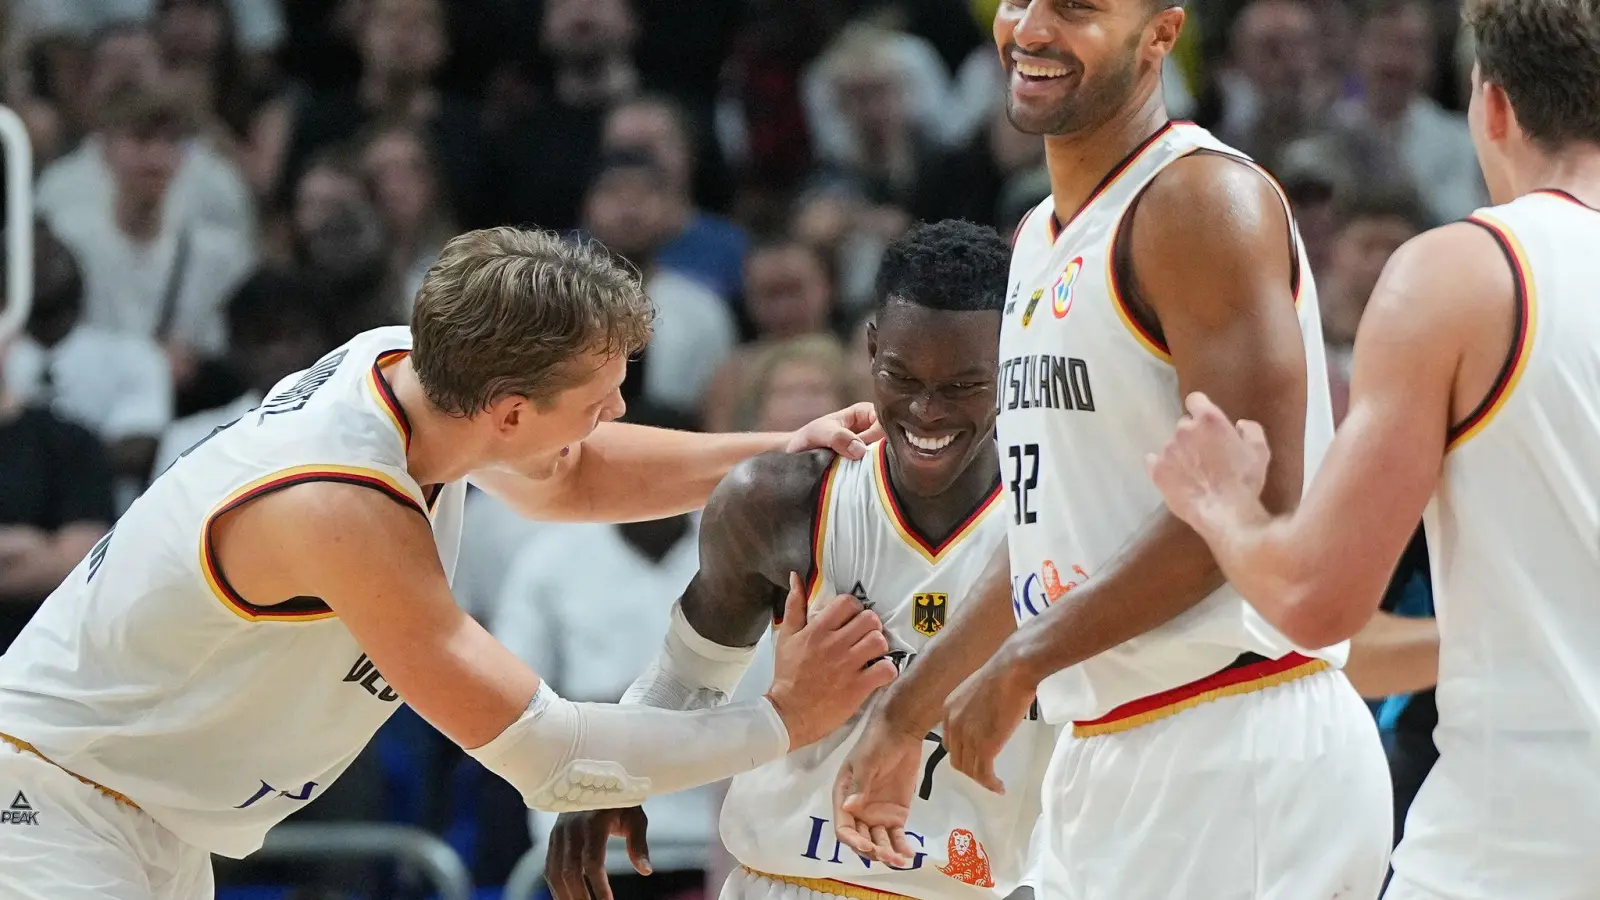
[467,681,789,813]
[621,601,760,710]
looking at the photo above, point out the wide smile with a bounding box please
[900,425,964,464]
[1009,52,1076,98]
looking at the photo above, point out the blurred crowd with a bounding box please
[0,0,1470,896]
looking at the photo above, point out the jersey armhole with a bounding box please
[1446,216,1536,451]
[200,466,429,623]
[799,457,845,610]
[1108,148,1305,363]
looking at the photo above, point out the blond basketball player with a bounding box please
[832,2,1392,898]
[1147,2,1600,897]
[544,222,1058,900]
[0,227,897,900]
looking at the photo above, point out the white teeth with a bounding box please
[904,427,956,452]
[1016,62,1067,78]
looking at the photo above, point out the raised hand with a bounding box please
[767,573,897,750]
[785,402,885,460]
[1147,391,1272,531]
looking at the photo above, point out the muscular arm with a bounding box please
[676,450,834,647]
[1181,223,1505,647]
[1008,154,1313,681]
[472,405,875,524]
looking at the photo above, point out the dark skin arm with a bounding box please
[945,152,1310,791]
[545,450,837,900]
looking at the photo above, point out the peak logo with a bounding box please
[2,790,38,825]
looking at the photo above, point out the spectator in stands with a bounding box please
[46,81,256,413]
[1318,187,1428,422]
[807,24,940,211]
[36,23,257,242]
[283,0,487,227]
[791,182,911,312]
[488,0,640,232]
[732,334,857,433]
[0,351,115,652]
[603,94,749,303]
[152,266,335,476]
[289,148,399,342]
[1334,0,1485,222]
[581,150,735,417]
[154,0,292,203]
[361,123,456,304]
[5,222,172,497]
[701,240,838,432]
[493,402,714,900]
[1213,0,1327,163]
[913,104,1047,229]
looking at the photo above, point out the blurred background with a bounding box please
[0,0,1461,897]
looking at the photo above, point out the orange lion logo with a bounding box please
[937,828,994,887]
[1040,562,1090,603]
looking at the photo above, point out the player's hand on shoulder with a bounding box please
[545,807,651,900]
[785,401,883,460]
[767,572,896,749]
[832,713,923,866]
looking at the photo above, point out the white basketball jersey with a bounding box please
[720,444,1058,899]
[0,326,466,858]
[998,122,1342,724]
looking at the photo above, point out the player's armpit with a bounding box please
[1208,223,1502,647]
[213,480,542,749]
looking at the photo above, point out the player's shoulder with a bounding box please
[712,449,837,522]
[1137,150,1284,241]
[1381,220,1513,310]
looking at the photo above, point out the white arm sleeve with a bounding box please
[467,681,788,812]
[621,601,761,710]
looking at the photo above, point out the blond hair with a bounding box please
[732,334,854,431]
[411,227,654,415]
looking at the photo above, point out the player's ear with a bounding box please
[866,321,880,363]
[1145,6,1185,60]
[1481,76,1515,145]
[487,394,525,436]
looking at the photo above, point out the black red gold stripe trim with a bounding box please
[1071,652,1327,737]
[795,457,844,612]
[367,349,413,449]
[1011,205,1040,248]
[1,733,141,810]
[1535,188,1598,211]
[742,868,917,900]
[1047,120,1179,243]
[200,465,427,622]
[871,441,1002,565]
[1106,148,1306,363]
[1448,214,1537,451]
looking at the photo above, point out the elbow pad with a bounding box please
[621,601,759,710]
[467,681,789,813]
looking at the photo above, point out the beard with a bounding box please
[1002,35,1142,137]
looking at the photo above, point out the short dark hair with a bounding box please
[1334,186,1430,233]
[1465,0,1600,149]
[874,219,1011,314]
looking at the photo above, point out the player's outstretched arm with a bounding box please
[546,451,876,900]
[942,154,1312,788]
[834,537,1017,865]
[471,403,884,524]
[1344,611,1439,699]
[1148,221,1508,648]
[216,479,895,815]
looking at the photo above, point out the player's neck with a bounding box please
[884,441,1002,545]
[1507,144,1600,208]
[384,356,481,487]
[1042,90,1169,228]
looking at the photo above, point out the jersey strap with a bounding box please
[1070,652,1327,737]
